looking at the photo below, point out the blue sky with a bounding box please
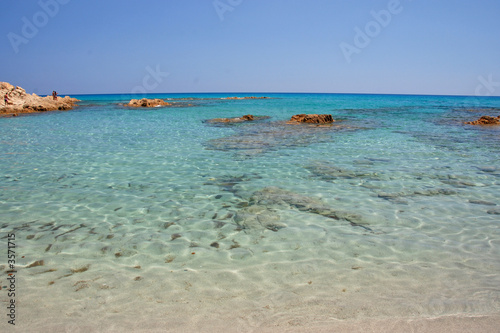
[1,0,499,96]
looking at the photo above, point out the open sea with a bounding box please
[1,93,499,331]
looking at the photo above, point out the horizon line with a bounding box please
[63,91,500,99]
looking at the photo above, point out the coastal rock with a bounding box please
[127,98,171,108]
[465,115,500,125]
[288,114,334,124]
[1,82,79,116]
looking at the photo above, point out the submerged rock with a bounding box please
[288,114,334,124]
[204,120,354,157]
[476,166,497,173]
[305,161,380,181]
[377,188,457,202]
[234,205,285,231]
[239,186,371,231]
[204,115,271,124]
[203,174,261,196]
[226,186,373,232]
[127,98,171,107]
[469,199,496,206]
[487,208,500,215]
[465,115,500,125]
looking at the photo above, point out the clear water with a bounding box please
[1,93,499,330]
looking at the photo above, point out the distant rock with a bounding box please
[288,114,334,124]
[127,98,171,107]
[222,96,269,100]
[465,115,500,125]
[241,114,254,121]
[1,82,79,116]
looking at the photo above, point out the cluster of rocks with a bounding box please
[126,96,272,109]
[204,114,345,157]
[127,98,171,107]
[288,114,334,124]
[0,82,79,117]
[465,115,500,125]
[206,113,335,125]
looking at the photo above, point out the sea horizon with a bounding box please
[58,91,500,99]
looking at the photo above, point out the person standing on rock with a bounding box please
[4,93,9,105]
[52,91,57,100]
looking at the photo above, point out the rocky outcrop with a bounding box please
[465,115,500,125]
[127,98,171,107]
[288,114,334,124]
[1,82,79,116]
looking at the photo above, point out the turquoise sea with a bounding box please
[1,93,499,331]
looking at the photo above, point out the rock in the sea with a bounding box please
[288,114,334,124]
[487,208,500,215]
[234,204,285,231]
[222,96,269,100]
[204,118,351,157]
[465,115,500,125]
[1,82,79,116]
[248,186,369,228]
[205,114,262,124]
[127,98,171,107]
[305,161,380,180]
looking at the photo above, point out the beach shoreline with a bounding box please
[17,312,500,332]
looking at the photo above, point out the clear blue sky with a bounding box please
[1,0,499,96]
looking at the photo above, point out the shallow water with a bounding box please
[1,93,499,330]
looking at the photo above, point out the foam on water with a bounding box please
[1,93,499,330]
